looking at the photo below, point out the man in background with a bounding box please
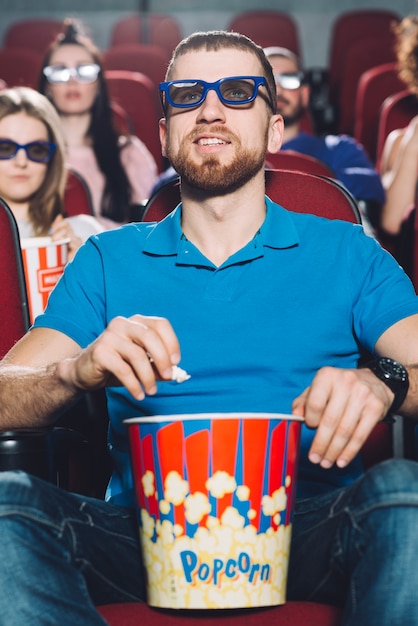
[265,46,384,228]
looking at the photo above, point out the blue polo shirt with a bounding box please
[34,198,418,506]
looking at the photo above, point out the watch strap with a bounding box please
[363,357,409,417]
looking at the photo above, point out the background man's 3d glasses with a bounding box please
[274,72,305,90]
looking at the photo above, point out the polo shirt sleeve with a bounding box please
[32,235,107,348]
[348,226,418,352]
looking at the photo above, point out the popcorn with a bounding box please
[145,352,190,383]
[206,470,236,498]
[137,467,293,609]
[236,485,250,501]
[141,470,155,498]
[164,470,189,505]
[247,508,257,521]
[185,492,211,525]
[159,500,171,515]
[220,506,245,530]
[141,509,155,539]
[171,365,191,383]
[261,487,287,517]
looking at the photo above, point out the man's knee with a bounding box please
[353,458,418,510]
[0,471,59,516]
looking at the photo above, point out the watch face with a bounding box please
[380,358,407,382]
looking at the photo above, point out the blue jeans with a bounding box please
[288,458,418,625]
[0,460,418,624]
[0,471,144,625]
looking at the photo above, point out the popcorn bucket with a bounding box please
[20,237,69,323]
[125,413,302,609]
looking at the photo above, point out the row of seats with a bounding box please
[0,50,412,172]
[0,10,400,69]
[0,10,408,155]
[1,13,297,60]
[0,10,401,61]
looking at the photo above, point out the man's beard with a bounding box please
[276,98,306,127]
[167,126,268,195]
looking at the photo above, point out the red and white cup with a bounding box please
[125,412,302,610]
[20,237,69,323]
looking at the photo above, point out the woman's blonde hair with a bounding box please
[0,86,66,235]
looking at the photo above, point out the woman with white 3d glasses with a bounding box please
[0,86,103,260]
[39,19,158,227]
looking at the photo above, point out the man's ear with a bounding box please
[159,117,168,157]
[267,114,284,154]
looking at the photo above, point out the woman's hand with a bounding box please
[50,214,82,260]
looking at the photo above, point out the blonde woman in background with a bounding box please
[0,86,102,260]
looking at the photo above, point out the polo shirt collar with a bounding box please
[142,197,299,263]
[261,196,300,249]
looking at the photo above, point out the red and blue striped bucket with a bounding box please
[125,413,302,609]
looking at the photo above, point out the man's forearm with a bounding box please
[399,365,418,419]
[0,362,82,430]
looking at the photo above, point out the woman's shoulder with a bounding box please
[118,134,147,152]
[380,127,408,174]
[66,214,104,241]
[118,134,156,165]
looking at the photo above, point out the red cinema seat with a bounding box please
[3,18,64,55]
[265,150,334,178]
[354,62,406,163]
[376,90,418,169]
[104,69,164,173]
[63,168,94,217]
[109,14,182,61]
[0,196,30,356]
[142,170,360,225]
[103,43,168,92]
[227,11,301,58]
[328,9,400,114]
[97,602,342,625]
[0,48,43,90]
[336,34,398,136]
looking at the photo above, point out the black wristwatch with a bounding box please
[365,357,409,417]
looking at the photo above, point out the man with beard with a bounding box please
[1,30,418,625]
[264,46,384,230]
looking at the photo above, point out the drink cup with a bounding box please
[20,237,69,323]
[125,412,302,610]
